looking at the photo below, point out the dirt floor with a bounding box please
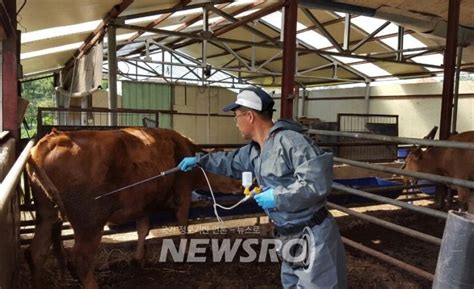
[19,200,446,289]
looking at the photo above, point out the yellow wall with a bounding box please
[172,84,246,145]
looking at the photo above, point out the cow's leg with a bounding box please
[133,216,150,267]
[51,220,67,279]
[26,185,61,289]
[468,194,474,214]
[460,188,474,214]
[435,185,447,209]
[174,185,192,238]
[445,188,454,210]
[71,232,102,289]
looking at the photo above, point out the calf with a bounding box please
[404,131,474,213]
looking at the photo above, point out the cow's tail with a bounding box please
[26,156,66,214]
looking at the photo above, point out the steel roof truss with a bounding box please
[302,8,344,53]
[349,21,391,53]
[343,13,351,51]
[208,5,279,45]
[397,26,404,61]
[216,41,252,71]
[298,62,334,75]
[257,19,369,81]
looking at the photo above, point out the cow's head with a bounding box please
[402,147,425,184]
[401,127,438,184]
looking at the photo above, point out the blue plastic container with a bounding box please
[418,179,437,195]
[397,148,410,158]
[331,177,403,205]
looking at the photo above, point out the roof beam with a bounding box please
[170,1,276,50]
[397,26,404,61]
[212,30,441,73]
[117,0,232,21]
[299,0,375,17]
[214,41,252,70]
[121,2,231,56]
[211,1,284,37]
[64,0,134,69]
[120,58,165,79]
[117,20,448,82]
[350,21,390,53]
[127,0,191,42]
[208,4,279,45]
[147,40,251,85]
[298,63,334,75]
[343,13,351,51]
[256,51,282,71]
[302,9,344,53]
[204,16,408,62]
[253,20,369,81]
[331,48,447,71]
[171,54,202,81]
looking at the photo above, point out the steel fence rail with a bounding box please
[334,157,474,190]
[332,182,448,220]
[0,139,35,212]
[308,129,474,150]
[20,213,267,244]
[327,202,442,245]
[341,236,435,281]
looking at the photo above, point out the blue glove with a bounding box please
[178,157,197,172]
[254,188,276,210]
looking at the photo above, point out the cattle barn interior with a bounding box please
[1,0,474,288]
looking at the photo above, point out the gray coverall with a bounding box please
[196,119,347,289]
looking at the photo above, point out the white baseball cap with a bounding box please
[223,87,275,112]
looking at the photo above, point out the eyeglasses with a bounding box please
[233,111,249,122]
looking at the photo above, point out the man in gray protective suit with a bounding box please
[178,87,347,289]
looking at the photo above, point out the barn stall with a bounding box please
[1,0,474,288]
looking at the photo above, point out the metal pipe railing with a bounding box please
[308,129,474,150]
[0,139,35,212]
[332,182,448,220]
[334,157,474,190]
[360,183,433,194]
[21,212,266,245]
[341,236,434,281]
[328,202,442,245]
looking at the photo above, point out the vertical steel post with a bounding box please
[2,32,18,143]
[364,81,371,114]
[281,0,297,119]
[294,82,300,118]
[452,45,463,134]
[439,0,460,140]
[343,14,351,51]
[397,26,404,61]
[302,86,307,117]
[202,4,209,83]
[107,21,118,126]
[2,0,19,143]
[251,20,256,71]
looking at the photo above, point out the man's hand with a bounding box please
[254,188,276,210]
[178,157,197,172]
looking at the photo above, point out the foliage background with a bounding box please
[21,76,55,139]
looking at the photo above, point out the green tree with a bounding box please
[21,76,55,139]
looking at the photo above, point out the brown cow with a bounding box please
[404,131,474,213]
[26,127,242,289]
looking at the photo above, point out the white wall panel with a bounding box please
[303,81,474,138]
